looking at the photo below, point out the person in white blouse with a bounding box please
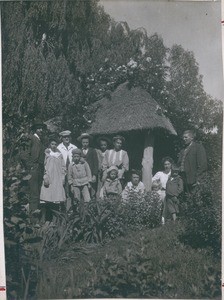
[152,157,174,202]
[152,157,174,225]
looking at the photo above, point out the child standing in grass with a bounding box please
[100,166,122,199]
[122,170,145,202]
[68,148,92,219]
[164,166,183,222]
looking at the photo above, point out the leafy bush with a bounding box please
[3,163,45,299]
[123,191,163,229]
[180,176,221,256]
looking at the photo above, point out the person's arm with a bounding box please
[102,151,109,182]
[177,177,184,195]
[152,172,161,182]
[67,165,73,186]
[102,150,109,170]
[92,149,99,179]
[117,180,123,195]
[140,182,145,194]
[122,185,129,201]
[30,137,41,165]
[84,162,92,183]
[43,154,50,187]
[196,143,207,182]
[122,151,129,171]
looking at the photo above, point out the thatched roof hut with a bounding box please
[88,82,176,191]
[88,82,176,136]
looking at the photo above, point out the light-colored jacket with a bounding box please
[122,181,145,201]
[68,161,92,187]
[57,142,77,166]
[100,178,122,199]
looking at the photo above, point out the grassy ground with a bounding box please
[37,221,221,299]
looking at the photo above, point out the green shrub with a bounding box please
[180,176,221,256]
[123,191,163,229]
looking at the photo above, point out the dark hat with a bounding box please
[31,119,47,131]
[96,136,111,146]
[77,133,93,142]
[113,135,125,143]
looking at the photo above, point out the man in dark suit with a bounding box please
[78,133,99,197]
[177,130,207,193]
[27,120,46,212]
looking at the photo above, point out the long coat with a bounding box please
[40,150,66,203]
[177,142,207,185]
[20,134,45,210]
[81,148,98,177]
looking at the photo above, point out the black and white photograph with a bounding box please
[1,0,223,299]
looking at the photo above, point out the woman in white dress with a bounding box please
[40,137,66,221]
[152,157,174,202]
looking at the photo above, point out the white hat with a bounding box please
[59,130,71,137]
[77,133,93,142]
[107,166,119,174]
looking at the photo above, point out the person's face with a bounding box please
[35,127,43,137]
[73,154,81,163]
[109,170,117,180]
[62,136,70,145]
[114,139,122,151]
[131,174,140,186]
[172,170,179,177]
[82,138,89,149]
[100,140,108,152]
[164,161,172,171]
[183,133,193,146]
[50,141,57,151]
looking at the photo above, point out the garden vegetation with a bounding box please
[2,1,222,299]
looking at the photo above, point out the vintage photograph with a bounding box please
[2,0,223,299]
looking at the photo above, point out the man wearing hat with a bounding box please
[57,130,77,210]
[57,130,77,168]
[77,133,99,197]
[27,119,46,213]
[102,135,129,186]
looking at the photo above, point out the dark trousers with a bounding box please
[29,164,43,211]
[179,172,195,194]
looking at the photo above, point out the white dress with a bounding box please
[152,171,171,202]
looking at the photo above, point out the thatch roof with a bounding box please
[88,83,177,136]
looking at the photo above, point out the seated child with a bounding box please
[100,166,122,199]
[68,149,92,218]
[122,170,145,202]
[164,166,183,222]
[151,180,162,193]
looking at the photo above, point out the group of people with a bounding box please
[23,119,207,224]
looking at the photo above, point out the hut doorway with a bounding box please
[124,130,177,178]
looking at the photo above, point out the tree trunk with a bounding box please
[142,132,154,192]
